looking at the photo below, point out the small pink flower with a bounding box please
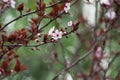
[52,30,63,40]
[3,0,8,2]
[100,0,111,6]
[3,0,16,8]
[64,3,70,13]
[106,9,116,20]
[68,21,73,27]
[95,47,102,59]
[10,0,16,8]
[48,27,63,40]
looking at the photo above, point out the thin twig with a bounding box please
[0,1,63,31]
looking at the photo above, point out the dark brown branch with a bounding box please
[0,1,63,31]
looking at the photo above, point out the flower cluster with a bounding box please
[3,0,16,8]
[64,2,70,13]
[48,27,63,40]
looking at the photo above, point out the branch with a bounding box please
[0,1,63,31]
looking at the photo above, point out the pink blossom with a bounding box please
[10,0,16,8]
[3,0,8,2]
[68,21,73,27]
[64,3,70,13]
[3,0,16,8]
[48,27,63,40]
[100,58,109,70]
[106,9,116,20]
[52,30,63,40]
[100,0,111,6]
[95,46,102,59]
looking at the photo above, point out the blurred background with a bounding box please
[1,0,120,80]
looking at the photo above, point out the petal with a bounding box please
[3,0,8,2]
[10,0,16,8]
[48,27,55,35]
[65,73,73,80]
[106,10,116,20]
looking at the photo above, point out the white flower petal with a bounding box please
[68,21,73,26]
[65,73,73,80]
[48,27,55,36]
[100,59,109,70]
[10,0,16,8]
[106,10,116,20]
[82,2,96,26]
[64,3,70,13]
[48,27,63,40]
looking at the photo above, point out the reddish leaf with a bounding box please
[59,3,65,11]
[99,28,105,36]
[31,18,39,25]
[14,54,19,58]
[7,51,14,57]
[36,1,46,11]
[14,59,21,72]
[1,60,8,70]
[17,3,24,11]
[20,65,27,71]
[2,34,8,41]
[53,52,58,59]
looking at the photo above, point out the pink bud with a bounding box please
[3,0,8,2]
[68,21,73,27]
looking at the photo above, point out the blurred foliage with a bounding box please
[1,0,120,80]
[1,0,80,79]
